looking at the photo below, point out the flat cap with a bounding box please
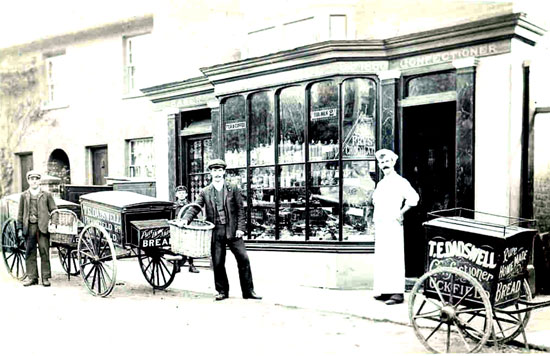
[26,170,42,179]
[207,159,227,170]
[175,185,187,192]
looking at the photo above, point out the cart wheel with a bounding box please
[1,218,27,280]
[461,278,532,345]
[77,225,117,297]
[138,248,177,290]
[409,267,493,353]
[57,246,79,277]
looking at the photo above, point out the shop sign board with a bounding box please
[311,108,337,121]
[226,121,246,131]
[392,40,510,70]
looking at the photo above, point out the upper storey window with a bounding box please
[124,33,151,94]
[45,53,68,107]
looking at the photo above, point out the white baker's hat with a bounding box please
[375,149,398,162]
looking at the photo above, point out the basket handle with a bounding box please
[49,208,79,224]
[177,203,204,221]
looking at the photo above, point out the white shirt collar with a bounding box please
[212,181,224,191]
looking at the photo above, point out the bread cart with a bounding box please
[76,191,186,296]
[1,193,81,280]
[408,208,550,353]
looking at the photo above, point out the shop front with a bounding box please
[144,13,545,289]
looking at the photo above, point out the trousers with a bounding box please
[212,224,254,296]
[25,223,51,281]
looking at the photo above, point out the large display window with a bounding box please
[221,76,378,243]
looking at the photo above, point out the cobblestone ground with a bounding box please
[0,258,544,355]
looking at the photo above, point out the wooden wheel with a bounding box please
[461,279,532,345]
[57,246,79,277]
[77,225,117,297]
[409,267,493,353]
[1,218,26,280]
[138,248,177,290]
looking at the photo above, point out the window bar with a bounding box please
[304,86,311,241]
[245,95,252,239]
[274,91,281,241]
[338,80,344,242]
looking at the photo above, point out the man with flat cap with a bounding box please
[372,149,419,305]
[17,170,57,287]
[182,158,261,301]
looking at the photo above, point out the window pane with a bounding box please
[309,161,339,241]
[278,164,306,241]
[407,72,456,97]
[226,168,247,194]
[309,81,339,161]
[224,96,247,168]
[250,92,274,166]
[342,78,377,159]
[189,174,211,202]
[279,86,305,164]
[343,161,376,241]
[250,166,276,240]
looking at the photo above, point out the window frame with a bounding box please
[126,137,155,178]
[220,75,380,245]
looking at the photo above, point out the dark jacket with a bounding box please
[17,189,57,235]
[182,182,246,239]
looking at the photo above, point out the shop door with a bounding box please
[19,153,33,191]
[91,146,108,185]
[402,101,456,277]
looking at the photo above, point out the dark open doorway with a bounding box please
[402,101,456,277]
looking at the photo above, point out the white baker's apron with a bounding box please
[372,175,407,294]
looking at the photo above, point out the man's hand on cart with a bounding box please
[17,227,23,240]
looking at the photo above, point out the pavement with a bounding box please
[176,258,550,352]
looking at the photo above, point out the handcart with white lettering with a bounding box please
[76,191,188,296]
[408,208,550,353]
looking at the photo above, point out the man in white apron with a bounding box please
[372,149,419,305]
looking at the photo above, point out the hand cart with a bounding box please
[1,193,81,280]
[408,208,550,353]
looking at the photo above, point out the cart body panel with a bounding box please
[80,191,174,248]
[424,216,537,307]
[130,219,171,249]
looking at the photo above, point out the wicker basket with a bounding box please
[168,203,214,258]
[48,209,79,246]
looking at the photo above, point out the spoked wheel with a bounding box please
[1,218,27,280]
[138,248,177,290]
[57,245,79,277]
[77,225,117,297]
[461,278,532,345]
[409,267,493,353]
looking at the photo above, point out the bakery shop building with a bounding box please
[143,13,547,289]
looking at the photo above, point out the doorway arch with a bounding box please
[47,149,71,185]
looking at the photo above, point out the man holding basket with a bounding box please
[182,159,261,301]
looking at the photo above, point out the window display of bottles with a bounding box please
[310,162,339,187]
[278,140,304,163]
[226,168,247,192]
[308,140,339,161]
[250,143,275,166]
[225,149,246,168]
[342,161,376,242]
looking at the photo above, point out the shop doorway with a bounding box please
[402,101,456,277]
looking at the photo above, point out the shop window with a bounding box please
[224,96,247,168]
[127,138,154,178]
[249,92,275,166]
[221,76,378,243]
[124,33,151,93]
[406,72,456,97]
[279,86,305,164]
[186,136,213,202]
